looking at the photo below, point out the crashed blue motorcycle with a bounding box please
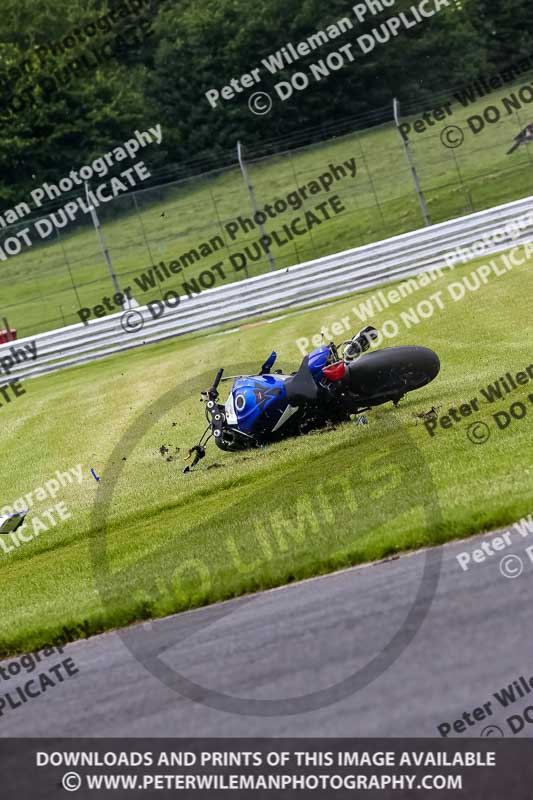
[184,326,440,471]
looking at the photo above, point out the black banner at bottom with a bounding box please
[0,739,531,798]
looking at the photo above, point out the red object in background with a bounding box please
[0,329,17,343]
[322,362,346,382]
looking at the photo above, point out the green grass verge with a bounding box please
[0,241,532,656]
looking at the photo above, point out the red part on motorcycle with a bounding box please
[322,362,346,382]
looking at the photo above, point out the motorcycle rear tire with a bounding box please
[343,346,440,404]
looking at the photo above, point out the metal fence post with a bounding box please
[237,140,276,274]
[393,98,431,226]
[56,226,83,311]
[85,182,137,308]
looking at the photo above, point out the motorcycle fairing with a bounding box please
[229,374,289,435]
[228,346,330,436]
[308,345,330,380]
[224,391,238,425]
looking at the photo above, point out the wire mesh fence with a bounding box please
[2,64,533,339]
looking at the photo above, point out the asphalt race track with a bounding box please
[1,527,531,738]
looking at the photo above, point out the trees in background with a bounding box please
[0,0,530,202]
[0,0,155,205]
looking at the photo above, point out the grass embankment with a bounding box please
[0,242,531,655]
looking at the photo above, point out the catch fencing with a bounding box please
[3,61,533,341]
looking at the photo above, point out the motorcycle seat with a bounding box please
[285,356,318,405]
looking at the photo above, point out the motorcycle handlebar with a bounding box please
[209,368,224,395]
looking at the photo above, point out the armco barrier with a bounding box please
[2,194,532,382]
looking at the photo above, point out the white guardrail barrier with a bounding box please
[2,194,533,382]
